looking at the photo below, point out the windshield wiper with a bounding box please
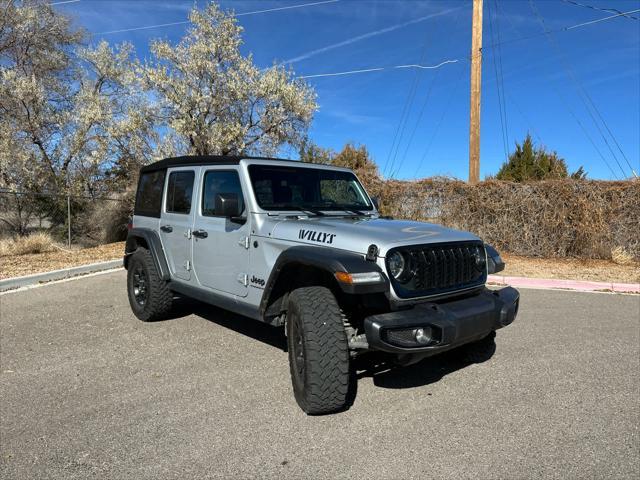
[266,204,324,216]
[326,206,372,217]
[344,208,366,216]
[267,203,371,217]
[300,204,328,216]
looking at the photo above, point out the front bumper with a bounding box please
[364,287,519,354]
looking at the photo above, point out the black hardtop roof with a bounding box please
[139,155,310,173]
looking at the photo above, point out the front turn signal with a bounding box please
[334,271,384,285]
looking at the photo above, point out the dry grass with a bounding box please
[0,232,58,257]
[0,241,124,280]
[611,246,635,266]
[501,253,639,284]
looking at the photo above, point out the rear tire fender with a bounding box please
[127,247,174,322]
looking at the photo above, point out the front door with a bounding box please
[159,167,196,281]
[192,168,250,297]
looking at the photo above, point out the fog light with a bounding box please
[414,327,432,345]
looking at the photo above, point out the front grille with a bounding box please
[387,241,486,298]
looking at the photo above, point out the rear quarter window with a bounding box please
[134,170,166,218]
[165,170,195,214]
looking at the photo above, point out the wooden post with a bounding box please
[67,194,71,248]
[469,0,483,184]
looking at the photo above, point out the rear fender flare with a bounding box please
[124,228,170,281]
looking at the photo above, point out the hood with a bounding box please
[267,216,480,257]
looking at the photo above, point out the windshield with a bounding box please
[248,164,373,212]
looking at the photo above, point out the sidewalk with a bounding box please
[488,274,639,294]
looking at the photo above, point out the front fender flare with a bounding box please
[259,245,389,317]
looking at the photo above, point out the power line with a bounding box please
[566,8,640,29]
[236,0,339,17]
[529,0,634,178]
[385,63,435,178]
[301,5,638,81]
[95,0,340,35]
[560,0,639,21]
[477,7,640,51]
[98,21,190,36]
[280,7,461,65]
[298,60,458,79]
[385,5,465,179]
[505,91,543,145]
[391,67,442,178]
[381,32,432,178]
[498,1,620,179]
[494,1,509,158]
[487,0,509,163]
[413,63,466,179]
[50,0,81,5]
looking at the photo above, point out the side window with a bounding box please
[165,170,195,214]
[202,170,245,217]
[135,170,166,218]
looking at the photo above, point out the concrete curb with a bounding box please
[0,260,122,292]
[488,274,639,294]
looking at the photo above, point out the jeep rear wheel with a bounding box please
[286,286,351,415]
[127,247,173,322]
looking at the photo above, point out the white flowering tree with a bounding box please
[0,1,158,237]
[142,2,317,157]
[0,1,157,195]
[0,1,318,238]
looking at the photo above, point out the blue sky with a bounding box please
[57,0,640,180]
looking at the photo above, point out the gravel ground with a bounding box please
[1,271,638,479]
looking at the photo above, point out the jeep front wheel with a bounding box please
[127,247,173,322]
[286,286,351,415]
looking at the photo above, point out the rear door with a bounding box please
[160,167,197,281]
[192,168,250,297]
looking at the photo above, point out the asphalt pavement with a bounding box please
[1,270,639,479]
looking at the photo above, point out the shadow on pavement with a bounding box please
[167,297,493,391]
[172,297,287,351]
[355,351,480,389]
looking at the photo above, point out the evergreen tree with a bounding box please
[495,134,586,181]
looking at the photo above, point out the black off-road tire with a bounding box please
[286,286,351,415]
[462,331,497,364]
[127,247,173,322]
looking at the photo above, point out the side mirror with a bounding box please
[371,196,380,210]
[215,193,243,219]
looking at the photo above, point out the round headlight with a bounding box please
[473,251,487,272]
[388,251,405,279]
[388,251,413,283]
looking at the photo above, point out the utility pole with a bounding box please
[469,0,483,184]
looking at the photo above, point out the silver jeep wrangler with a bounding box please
[124,155,519,414]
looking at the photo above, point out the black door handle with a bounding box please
[193,229,208,239]
[160,225,173,233]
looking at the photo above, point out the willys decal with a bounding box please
[298,229,336,244]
